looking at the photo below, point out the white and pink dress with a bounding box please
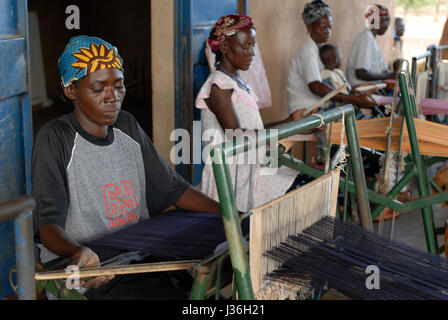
[195,70,298,212]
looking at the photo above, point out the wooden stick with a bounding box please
[35,260,200,281]
[278,134,317,153]
[304,83,349,116]
[354,83,387,93]
[280,83,348,152]
[278,140,296,153]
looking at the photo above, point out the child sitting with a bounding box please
[319,44,374,120]
[320,44,351,98]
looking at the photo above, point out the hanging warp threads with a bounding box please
[335,109,349,173]
[265,216,448,300]
[374,75,405,237]
[249,170,340,298]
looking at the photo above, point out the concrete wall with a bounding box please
[29,0,151,103]
[250,0,395,123]
[29,0,152,136]
[150,0,395,163]
[151,0,175,165]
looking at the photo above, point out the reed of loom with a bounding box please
[210,105,371,299]
[249,170,340,296]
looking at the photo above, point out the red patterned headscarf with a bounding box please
[365,4,390,24]
[208,14,254,53]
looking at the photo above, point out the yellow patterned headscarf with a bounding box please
[58,35,124,87]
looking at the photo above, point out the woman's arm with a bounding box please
[308,81,376,108]
[175,187,248,216]
[39,225,114,288]
[264,115,295,129]
[207,84,293,130]
[39,224,85,259]
[355,69,396,82]
[174,187,222,214]
[206,84,241,130]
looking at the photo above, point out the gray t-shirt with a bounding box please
[32,111,190,263]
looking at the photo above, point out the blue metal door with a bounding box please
[175,0,248,185]
[0,0,32,297]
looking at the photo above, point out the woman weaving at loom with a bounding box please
[346,4,396,88]
[287,0,377,122]
[196,14,301,213]
[32,36,223,299]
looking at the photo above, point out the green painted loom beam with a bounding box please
[210,105,371,300]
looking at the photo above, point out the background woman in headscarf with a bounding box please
[346,4,396,87]
[196,14,299,213]
[287,0,377,121]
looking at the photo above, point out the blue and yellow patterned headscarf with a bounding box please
[58,35,124,87]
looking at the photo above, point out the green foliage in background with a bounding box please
[397,0,438,10]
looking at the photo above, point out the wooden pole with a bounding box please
[35,260,200,281]
[304,83,348,116]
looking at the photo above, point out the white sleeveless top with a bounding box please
[195,70,297,212]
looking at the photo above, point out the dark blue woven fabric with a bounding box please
[87,210,250,260]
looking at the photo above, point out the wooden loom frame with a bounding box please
[249,170,340,295]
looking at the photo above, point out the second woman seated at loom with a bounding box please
[288,0,377,123]
[195,14,301,213]
[346,4,396,90]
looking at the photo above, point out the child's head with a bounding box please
[319,44,341,70]
[393,59,402,73]
[395,17,405,37]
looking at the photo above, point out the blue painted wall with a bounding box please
[175,0,248,185]
[0,0,32,298]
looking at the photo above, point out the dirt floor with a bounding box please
[375,204,448,255]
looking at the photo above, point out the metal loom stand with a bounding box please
[281,60,448,255]
[210,59,448,299]
[210,105,371,300]
[0,196,36,300]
